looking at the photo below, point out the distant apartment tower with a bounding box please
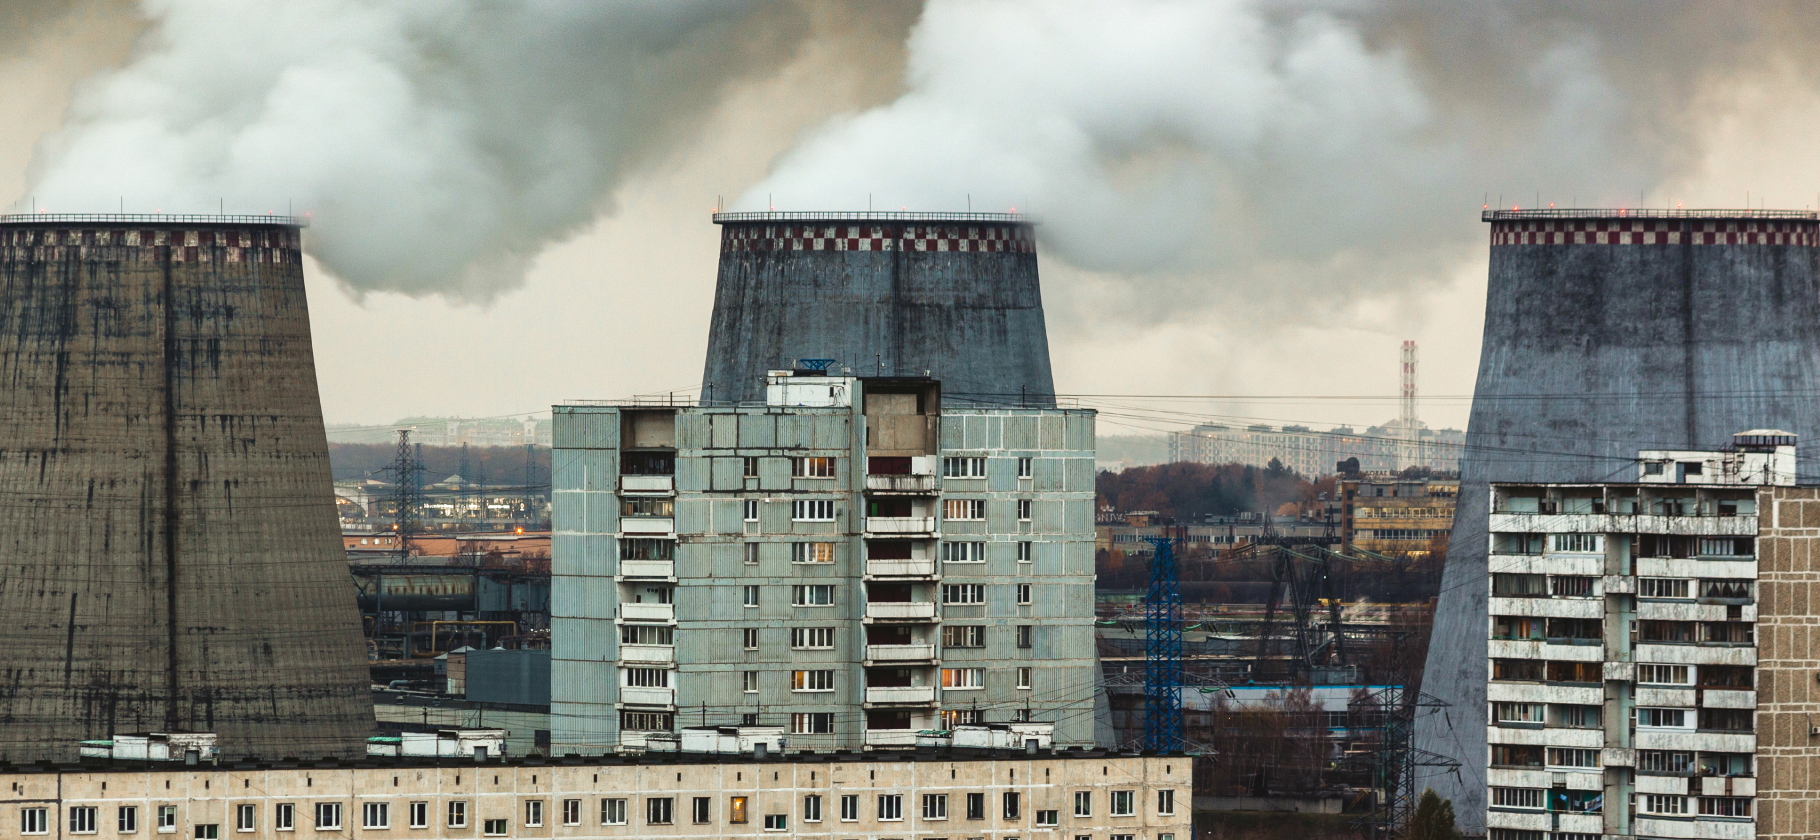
[550,370,1099,753]
[1483,431,1811,840]
[1169,422,1463,476]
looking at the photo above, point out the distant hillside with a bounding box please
[329,443,550,485]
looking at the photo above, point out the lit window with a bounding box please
[792,669,836,691]
[792,542,835,563]
[942,668,985,689]
[794,457,836,478]
[943,499,986,520]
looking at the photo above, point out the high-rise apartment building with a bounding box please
[550,371,1098,753]
[1483,431,1804,840]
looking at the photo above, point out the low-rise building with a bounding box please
[1339,474,1457,558]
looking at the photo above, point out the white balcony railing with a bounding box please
[865,601,937,621]
[620,644,675,665]
[620,475,674,495]
[865,686,937,705]
[865,474,939,493]
[865,516,937,535]
[866,559,936,578]
[618,559,675,579]
[865,644,936,662]
[621,603,675,622]
[622,517,675,535]
[620,686,675,707]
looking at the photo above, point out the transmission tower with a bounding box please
[389,429,421,553]
[1142,535,1183,751]
[522,443,537,527]
[457,443,474,525]
[1346,685,1458,840]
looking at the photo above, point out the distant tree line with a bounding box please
[329,442,551,485]
[1096,459,1327,520]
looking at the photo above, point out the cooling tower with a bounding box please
[702,212,1055,405]
[0,214,372,761]
[1416,209,1820,830]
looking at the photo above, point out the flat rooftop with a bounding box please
[0,213,308,227]
[1483,208,1817,222]
[712,211,1031,225]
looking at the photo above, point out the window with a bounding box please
[119,807,138,833]
[794,456,836,478]
[743,628,760,649]
[743,456,759,478]
[923,794,948,820]
[803,795,823,823]
[314,804,342,830]
[447,801,466,829]
[409,802,428,829]
[691,797,710,824]
[966,793,985,820]
[1638,751,1693,774]
[743,585,760,607]
[1551,533,1602,553]
[942,541,986,563]
[1110,790,1134,816]
[1698,537,1750,557]
[943,625,986,647]
[763,814,788,831]
[792,712,834,734]
[1491,702,1544,724]
[1017,667,1032,689]
[1701,579,1752,600]
[944,499,986,520]
[1699,797,1752,817]
[360,802,387,830]
[793,500,836,521]
[555,800,578,827]
[1491,616,1543,640]
[1074,791,1092,817]
[744,499,760,521]
[1637,664,1690,684]
[1489,658,1542,681]
[792,627,836,649]
[1017,584,1032,604]
[745,542,759,564]
[1546,748,1599,768]
[1637,620,1695,642]
[942,709,983,727]
[1003,791,1021,819]
[1698,708,1755,732]
[621,497,674,517]
[1641,794,1687,815]
[1550,575,1594,596]
[793,669,836,691]
[793,542,835,563]
[943,457,987,478]
[482,819,507,836]
[624,667,669,687]
[1488,832,1545,840]
[878,795,903,821]
[70,806,98,834]
[1637,708,1688,728]
[1491,788,1543,809]
[621,710,673,730]
[1640,578,1690,599]
[1036,809,1059,826]
[943,668,985,689]
[1018,541,1032,562]
[1490,745,1543,767]
[158,807,177,831]
[1492,573,1546,596]
[646,798,673,825]
[1017,499,1032,520]
[22,808,49,835]
[620,538,674,560]
[524,800,543,828]
[192,828,218,840]
[839,795,859,822]
[1550,704,1600,728]
[943,584,985,604]
[743,671,760,692]
[1112,835,1137,840]
[793,584,835,606]
[1016,625,1033,648]
[1158,789,1175,815]
[601,799,626,825]
[621,624,674,645]
[1018,457,1032,478]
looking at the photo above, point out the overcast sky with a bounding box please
[6,1,1820,435]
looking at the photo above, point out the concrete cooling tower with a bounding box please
[0,214,372,761]
[1416,209,1820,830]
[701,212,1055,405]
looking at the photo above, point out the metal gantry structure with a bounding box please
[1347,685,1459,840]
[389,429,422,551]
[1142,535,1184,752]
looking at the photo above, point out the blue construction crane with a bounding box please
[1142,535,1183,751]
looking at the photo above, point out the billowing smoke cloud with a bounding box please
[19,0,892,300]
[741,0,1820,321]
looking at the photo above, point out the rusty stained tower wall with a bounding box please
[701,212,1056,406]
[1414,210,1820,832]
[0,215,373,761]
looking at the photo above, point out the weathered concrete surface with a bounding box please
[702,215,1055,406]
[1415,212,1820,831]
[0,221,373,761]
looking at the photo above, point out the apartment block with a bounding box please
[550,372,1098,754]
[1339,475,1458,558]
[0,749,1189,840]
[1484,431,1798,840]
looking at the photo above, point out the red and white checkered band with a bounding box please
[0,227,302,264]
[1490,219,1820,246]
[721,223,1036,254]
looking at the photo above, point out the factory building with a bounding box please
[700,213,1055,407]
[0,749,1189,840]
[549,370,1098,754]
[1419,209,1820,831]
[0,214,372,761]
[1481,431,1812,840]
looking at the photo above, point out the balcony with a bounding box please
[622,517,675,535]
[866,559,936,578]
[620,686,675,707]
[864,729,921,748]
[865,601,937,622]
[865,686,937,705]
[620,644,675,665]
[865,644,936,663]
[618,560,675,580]
[865,517,937,536]
[865,474,939,493]
[621,603,675,623]
[620,475,674,495]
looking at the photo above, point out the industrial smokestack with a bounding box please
[1416,208,1820,831]
[701,212,1055,406]
[0,213,373,761]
